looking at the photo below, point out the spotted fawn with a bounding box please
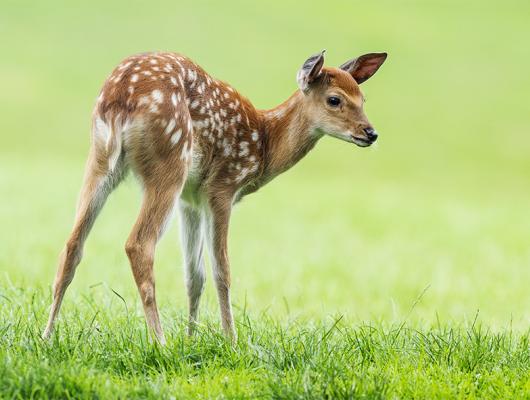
[43,50,388,343]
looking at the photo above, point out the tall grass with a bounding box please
[1,287,528,399]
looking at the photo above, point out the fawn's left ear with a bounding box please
[340,53,387,84]
[297,50,325,92]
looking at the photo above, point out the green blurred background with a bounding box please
[1,0,529,329]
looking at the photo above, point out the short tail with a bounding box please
[93,114,123,173]
[106,121,123,172]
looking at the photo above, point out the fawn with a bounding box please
[43,50,387,343]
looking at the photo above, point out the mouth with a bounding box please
[351,136,373,147]
[324,130,375,148]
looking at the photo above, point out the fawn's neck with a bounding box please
[258,91,322,181]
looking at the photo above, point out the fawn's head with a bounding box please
[297,50,387,147]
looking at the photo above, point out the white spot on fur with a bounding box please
[152,90,163,103]
[251,131,259,141]
[181,141,190,160]
[165,119,176,135]
[118,61,132,70]
[235,167,249,182]
[138,96,150,106]
[249,163,259,173]
[238,141,249,157]
[222,138,232,157]
[171,128,182,146]
[192,119,207,129]
[131,74,139,83]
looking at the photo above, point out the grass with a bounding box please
[2,287,529,399]
[1,0,530,398]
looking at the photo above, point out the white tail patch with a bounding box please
[93,114,123,172]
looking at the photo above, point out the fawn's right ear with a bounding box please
[297,50,325,92]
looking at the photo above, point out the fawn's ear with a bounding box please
[297,50,325,92]
[340,53,387,84]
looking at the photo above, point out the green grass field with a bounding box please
[1,0,529,398]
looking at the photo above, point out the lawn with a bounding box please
[1,0,529,398]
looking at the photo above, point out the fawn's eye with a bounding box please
[327,96,341,107]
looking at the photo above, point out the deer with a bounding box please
[42,50,387,344]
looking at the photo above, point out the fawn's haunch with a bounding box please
[43,50,387,343]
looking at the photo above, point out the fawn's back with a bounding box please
[94,52,264,199]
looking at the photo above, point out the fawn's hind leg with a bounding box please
[125,142,190,344]
[43,149,126,339]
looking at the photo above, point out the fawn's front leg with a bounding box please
[204,193,236,341]
[179,201,206,336]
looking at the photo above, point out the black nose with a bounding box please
[363,127,378,142]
